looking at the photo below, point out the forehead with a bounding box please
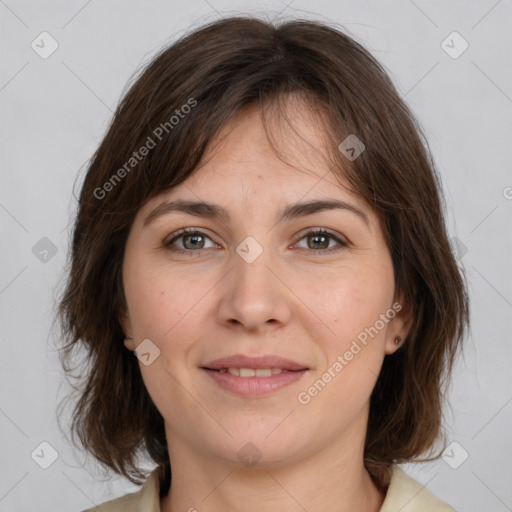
[165,99,356,199]
[203,96,332,169]
[138,97,374,229]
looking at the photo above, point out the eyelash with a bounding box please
[164,227,348,256]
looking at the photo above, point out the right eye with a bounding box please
[164,228,218,254]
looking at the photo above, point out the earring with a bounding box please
[394,336,402,345]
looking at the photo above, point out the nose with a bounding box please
[216,243,292,333]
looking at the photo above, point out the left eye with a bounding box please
[294,229,347,253]
[164,228,347,254]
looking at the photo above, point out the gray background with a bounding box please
[1,1,511,511]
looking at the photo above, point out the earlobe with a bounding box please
[124,336,136,351]
[384,296,413,355]
[385,334,405,355]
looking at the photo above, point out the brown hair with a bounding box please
[57,15,469,495]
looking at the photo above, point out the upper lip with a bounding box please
[202,354,309,371]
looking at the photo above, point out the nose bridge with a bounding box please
[217,235,290,330]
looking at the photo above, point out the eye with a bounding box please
[164,227,348,256]
[164,228,217,254]
[294,228,348,254]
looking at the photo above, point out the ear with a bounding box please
[384,296,413,355]
[119,311,136,351]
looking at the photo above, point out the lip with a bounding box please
[201,354,309,398]
[202,354,308,371]
[202,368,308,397]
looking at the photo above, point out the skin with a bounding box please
[120,98,411,512]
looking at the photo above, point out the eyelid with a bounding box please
[164,226,349,254]
[164,227,219,247]
[292,227,349,253]
[294,226,348,244]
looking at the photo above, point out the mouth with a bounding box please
[210,367,293,377]
[202,354,308,371]
[201,354,309,397]
[201,368,308,397]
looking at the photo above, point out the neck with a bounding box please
[160,421,386,512]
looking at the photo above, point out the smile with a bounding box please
[202,367,308,397]
[217,367,285,376]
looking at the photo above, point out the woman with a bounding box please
[57,16,469,512]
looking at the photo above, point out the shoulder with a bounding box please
[80,468,161,512]
[379,465,457,512]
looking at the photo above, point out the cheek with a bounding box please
[304,260,394,341]
[298,280,391,417]
[123,259,203,404]
[123,255,213,370]
[123,255,186,338]
[301,259,395,404]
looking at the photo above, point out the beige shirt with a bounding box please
[81,465,456,512]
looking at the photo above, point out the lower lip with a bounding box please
[202,369,308,397]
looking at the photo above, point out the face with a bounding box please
[120,99,410,469]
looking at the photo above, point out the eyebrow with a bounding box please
[143,198,370,228]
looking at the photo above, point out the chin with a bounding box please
[224,426,311,467]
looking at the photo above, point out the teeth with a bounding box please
[220,368,283,377]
